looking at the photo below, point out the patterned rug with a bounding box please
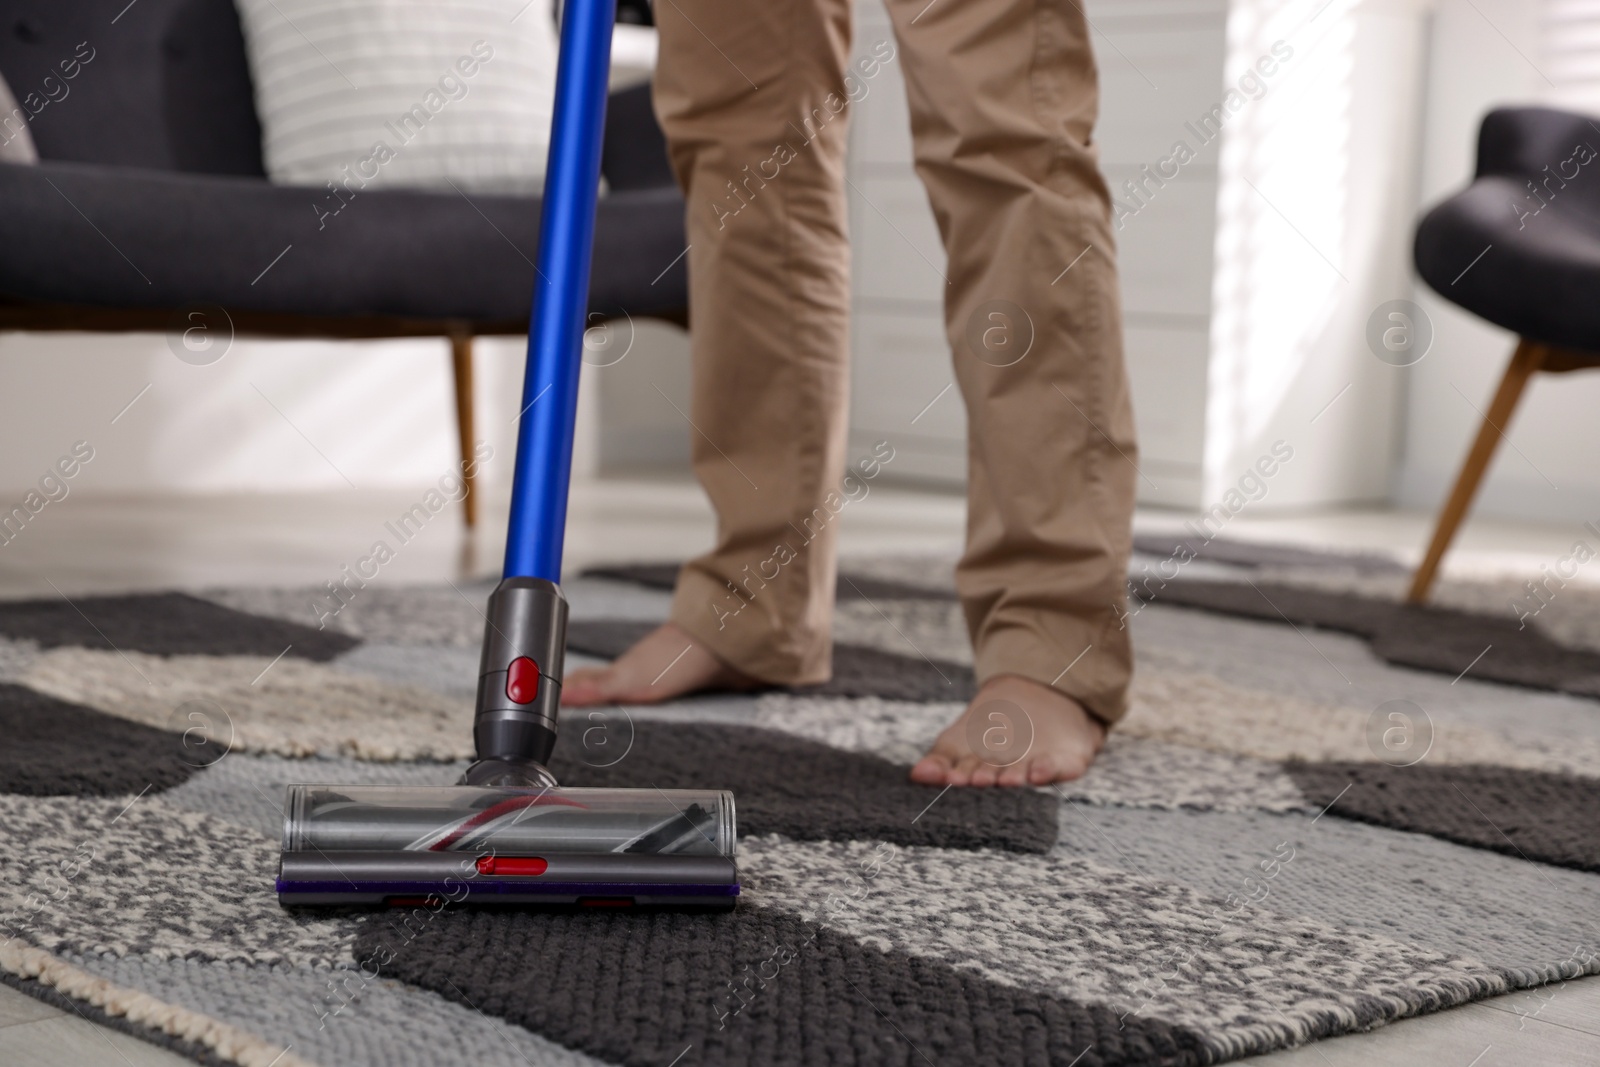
[3,542,1599,1066]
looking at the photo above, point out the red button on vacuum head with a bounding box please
[505,656,540,704]
[476,856,548,876]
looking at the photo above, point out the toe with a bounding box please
[996,759,1030,788]
[950,755,984,787]
[910,753,953,785]
[1056,751,1094,783]
[560,686,602,707]
[1026,754,1061,785]
[559,669,613,706]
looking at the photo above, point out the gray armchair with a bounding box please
[1407,107,1600,600]
[0,0,687,524]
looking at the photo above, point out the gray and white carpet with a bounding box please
[2,541,1598,1066]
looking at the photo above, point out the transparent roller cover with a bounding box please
[282,784,737,857]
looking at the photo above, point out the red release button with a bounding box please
[476,856,548,877]
[505,656,540,704]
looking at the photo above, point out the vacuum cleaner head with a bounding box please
[276,784,738,909]
[274,579,741,911]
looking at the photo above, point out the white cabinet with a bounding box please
[844,0,1227,499]
[845,0,1434,511]
[843,0,956,482]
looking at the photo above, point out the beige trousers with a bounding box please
[653,0,1138,723]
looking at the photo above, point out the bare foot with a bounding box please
[910,674,1106,787]
[561,622,760,706]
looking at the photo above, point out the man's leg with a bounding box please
[883,0,1139,783]
[564,0,855,705]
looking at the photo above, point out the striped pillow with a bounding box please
[233,0,558,195]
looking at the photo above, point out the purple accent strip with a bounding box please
[276,878,739,897]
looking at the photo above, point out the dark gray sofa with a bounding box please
[0,0,687,522]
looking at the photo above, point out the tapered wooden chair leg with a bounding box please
[449,332,478,528]
[1406,339,1544,603]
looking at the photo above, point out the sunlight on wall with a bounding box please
[154,340,456,491]
[1543,0,1600,111]
[1205,0,1431,508]
[1209,0,1353,491]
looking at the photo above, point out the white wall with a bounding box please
[0,333,477,497]
[594,318,693,473]
[1397,0,1600,523]
[0,329,614,501]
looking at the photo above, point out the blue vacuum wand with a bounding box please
[464,0,618,790]
[276,0,740,909]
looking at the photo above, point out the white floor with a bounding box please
[2,476,1598,1066]
[5,474,1595,600]
[0,477,968,599]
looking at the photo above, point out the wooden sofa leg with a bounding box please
[450,332,478,529]
[1406,339,1545,603]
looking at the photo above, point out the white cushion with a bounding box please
[0,71,38,164]
[233,0,558,195]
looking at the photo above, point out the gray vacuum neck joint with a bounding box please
[465,577,567,784]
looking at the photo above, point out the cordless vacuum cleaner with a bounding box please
[275,0,739,910]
